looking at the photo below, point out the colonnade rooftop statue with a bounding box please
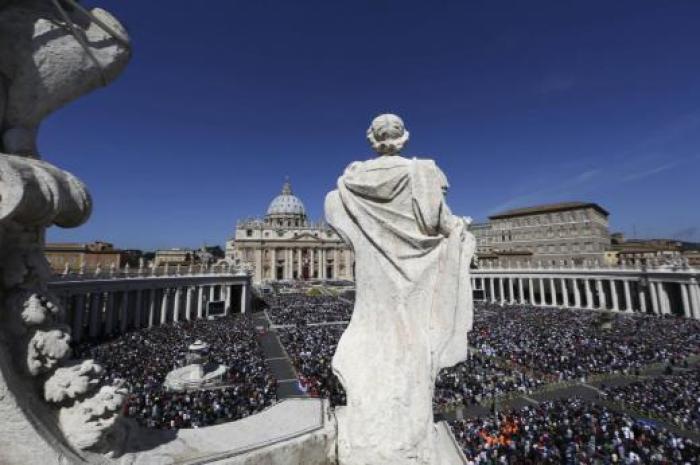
[325,114,476,465]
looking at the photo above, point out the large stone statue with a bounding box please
[325,114,476,465]
[0,1,130,463]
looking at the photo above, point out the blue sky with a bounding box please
[45,0,700,250]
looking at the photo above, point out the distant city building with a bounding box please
[154,248,195,266]
[225,180,353,284]
[470,202,611,266]
[44,241,129,272]
[610,237,694,266]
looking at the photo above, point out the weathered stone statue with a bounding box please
[0,1,130,463]
[325,114,476,465]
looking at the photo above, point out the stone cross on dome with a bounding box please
[281,176,293,195]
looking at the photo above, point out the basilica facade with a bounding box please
[225,181,354,284]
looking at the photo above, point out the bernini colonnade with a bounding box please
[471,262,700,319]
[48,264,252,343]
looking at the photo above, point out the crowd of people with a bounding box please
[74,316,277,429]
[450,398,700,464]
[266,292,353,326]
[277,324,347,406]
[603,368,700,433]
[470,304,700,382]
[435,352,545,412]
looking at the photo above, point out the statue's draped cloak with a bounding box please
[336,156,473,372]
[326,155,475,464]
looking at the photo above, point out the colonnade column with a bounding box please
[561,278,569,307]
[119,290,129,333]
[297,248,302,279]
[508,278,515,304]
[649,281,660,314]
[657,282,671,315]
[573,278,581,308]
[271,248,277,279]
[310,249,315,278]
[173,287,182,322]
[638,283,647,314]
[88,292,102,339]
[148,289,156,327]
[160,289,170,324]
[596,279,606,310]
[241,283,247,314]
[689,279,700,319]
[489,278,496,304]
[133,289,143,329]
[333,251,339,279]
[225,285,233,315]
[104,292,115,335]
[528,278,535,305]
[623,280,632,312]
[539,278,546,306]
[549,278,557,306]
[681,283,691,319]
[610,280,619,311]
[498,277,505,305]
[197,286,205,319]
[584,279,593,309]
[185,287,194,320]
[518,278,525,304]
[72,294,85,343]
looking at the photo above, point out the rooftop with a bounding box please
[489,201,609,220]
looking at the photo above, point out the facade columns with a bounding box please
[160,289,170,324]
[119,290,129,333]
[72,294,85,343]
[310,249,315,278]
[271,248,277,280]
[528,277,535,305]
[333,250,339,280]
[623,280,632,312]
[561,278,569,307]
[297,248,302,278]
[209,285,216,302]
[88,292,102,339]
[197,286,205,319]
[489,277,496,304]
[585,279,593,309]
[538,278,546,306]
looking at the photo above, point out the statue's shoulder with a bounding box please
[343,156,412,175]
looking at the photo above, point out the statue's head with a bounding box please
[367,113,410,156]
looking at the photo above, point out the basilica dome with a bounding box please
[266,180,306,216]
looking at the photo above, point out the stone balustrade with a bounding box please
[471,262,700,318]
[48,265,252,343]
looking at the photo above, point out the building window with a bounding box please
[246,229,253,237]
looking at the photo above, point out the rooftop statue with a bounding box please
[325,114,476,465]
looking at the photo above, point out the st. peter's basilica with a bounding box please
[225,180,354,284]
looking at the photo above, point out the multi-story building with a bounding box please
[225,180,353,284]
[44,241,129,273]
[470,202,611,266]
